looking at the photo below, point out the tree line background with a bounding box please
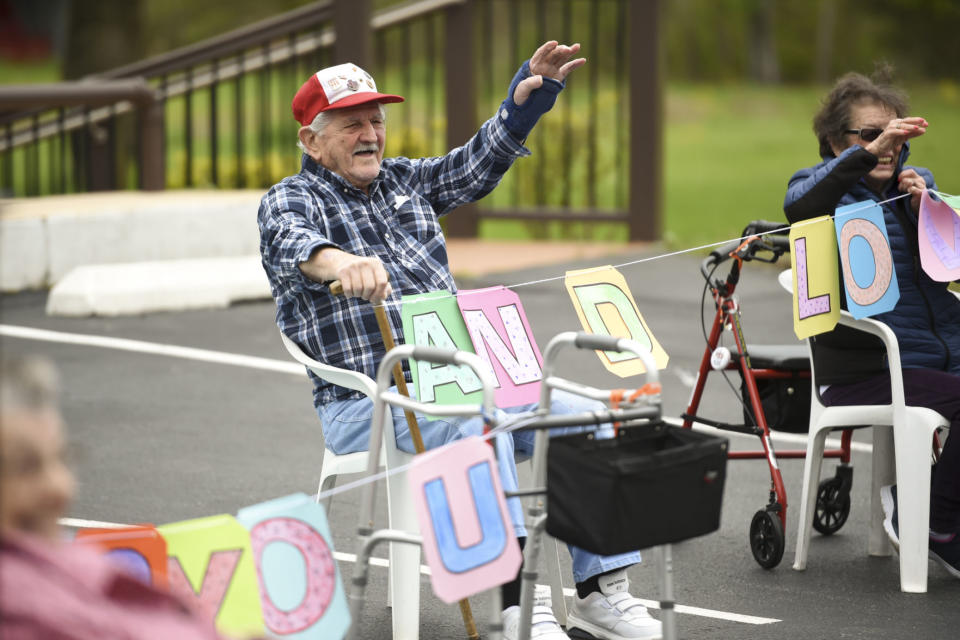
[3,0,958,85]
[3,0,957,246]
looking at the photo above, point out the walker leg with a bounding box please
[657,545,677,640]
[516,514,548,640]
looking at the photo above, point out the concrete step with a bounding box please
[46,256,270,316]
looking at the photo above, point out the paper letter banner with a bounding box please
[919,189,960,282]
[457,286,543,407]
[936,190,960,212]
[74,525,169,588]
[400,291,483,414]
[236,493,350,640]
[834,201,899,319]
[408,436,522,604]
[563,266,669,377]
[790,215,840,339]
[158,514,265,637]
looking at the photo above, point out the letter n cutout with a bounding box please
[409,437,522,604]
[458,286,544,407]
[789,215,840,339]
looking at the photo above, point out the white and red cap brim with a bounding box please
[292,62,404,126]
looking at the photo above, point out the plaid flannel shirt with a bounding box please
[259,114,530,408]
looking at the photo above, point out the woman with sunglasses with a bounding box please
[782,68,960,583]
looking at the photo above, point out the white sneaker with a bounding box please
[503,585,569,640]
[567,570,662,640]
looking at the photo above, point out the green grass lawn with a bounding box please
[659,82,960,248]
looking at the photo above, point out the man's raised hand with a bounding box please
[513,41,586,105]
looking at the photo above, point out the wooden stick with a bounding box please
[329,280,480,640]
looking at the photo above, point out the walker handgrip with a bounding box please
[574,333,622,352]
[709,240,743,262]
[745,219,787,235]
[410,345,461,365]
[769,235,791,252]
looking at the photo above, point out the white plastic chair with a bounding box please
[280,332,421,638]
[279,332,569,635]
[778,269,950,592]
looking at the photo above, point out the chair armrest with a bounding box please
[779,269,906,406]
[279,332,377,399]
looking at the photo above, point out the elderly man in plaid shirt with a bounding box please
[258,41,662,640]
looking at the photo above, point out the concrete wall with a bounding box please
[0,190,265,292]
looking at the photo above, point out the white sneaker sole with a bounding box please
[880,486,900,552]
[929,548,960,579]
[566,613,663,640]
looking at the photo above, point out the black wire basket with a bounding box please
[546,422,728,555]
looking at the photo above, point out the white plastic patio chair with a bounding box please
[279,332,569,635]
[280,332,421,638]
[778,269,950,593]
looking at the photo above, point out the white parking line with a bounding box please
[0,324,304,376]
[663,416,873,454]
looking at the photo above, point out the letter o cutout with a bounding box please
[840,219,893,306]
[249,517,336,634]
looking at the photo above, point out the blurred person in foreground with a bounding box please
[259,41,662,640]
[783,68,960,580]
[0,356,231,639]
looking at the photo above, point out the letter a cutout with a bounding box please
[409,437,522,604]
[400,290,483,415]
[789,215,840,339]
[564,266,669,377]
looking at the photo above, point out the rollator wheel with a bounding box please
[749,509,785,569]
[813,476,851,535]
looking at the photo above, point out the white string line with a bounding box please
[4,191,919,508]
[0,323,646,504]
[374,192,913,311]
[311,411,545,502]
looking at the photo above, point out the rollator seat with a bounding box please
[740,344,811,371]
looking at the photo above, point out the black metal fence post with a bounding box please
[443,0,478,238]
[628,0,662,241]
[334,0,371,67]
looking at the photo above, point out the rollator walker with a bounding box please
[681,220,854,569]
[346,330,729,640]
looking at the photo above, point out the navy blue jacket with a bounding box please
[784,142,960,384]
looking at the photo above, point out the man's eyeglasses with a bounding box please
[844,128,883,142]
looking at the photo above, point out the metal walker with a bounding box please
[345,332,681,640]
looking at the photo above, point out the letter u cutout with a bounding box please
[424,461,507,573]
[409,437,523,603]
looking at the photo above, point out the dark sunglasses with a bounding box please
[844,128,883,142]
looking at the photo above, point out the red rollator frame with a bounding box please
[681,220,853,569]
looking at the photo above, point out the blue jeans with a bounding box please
[319,388,642,582]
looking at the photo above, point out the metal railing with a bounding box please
[0,0,660,240]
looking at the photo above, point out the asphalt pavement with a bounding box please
[2,247,958,639]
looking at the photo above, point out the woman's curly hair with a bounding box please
[813,63,909,157]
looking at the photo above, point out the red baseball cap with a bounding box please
[292,63,405,126]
